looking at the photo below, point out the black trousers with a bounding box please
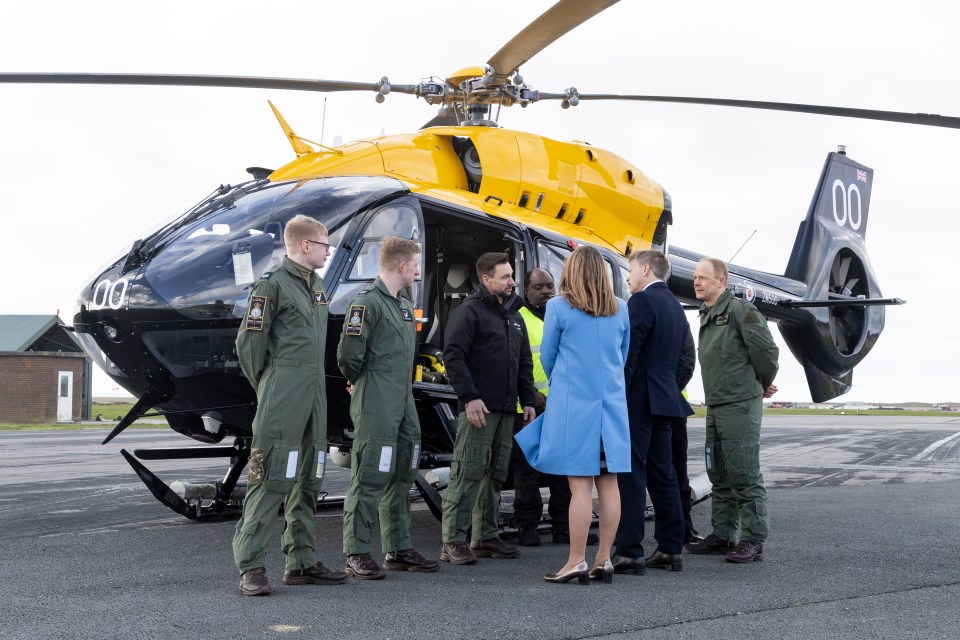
[510,414,571,532]
[671,415,695,538]
[615,417,684,556]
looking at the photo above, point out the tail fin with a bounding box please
[779,150,886,401]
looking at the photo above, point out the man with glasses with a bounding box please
[233,213,348,596]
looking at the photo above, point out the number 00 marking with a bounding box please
[831,179,862,231]
[91,277,129,310]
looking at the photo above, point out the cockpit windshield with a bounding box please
[143,176,407,320]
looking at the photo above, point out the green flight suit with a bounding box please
[232,256,329,574]
[698,288,779,544]
[337,277,421,555]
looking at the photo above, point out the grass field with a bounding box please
[0,404,953,431]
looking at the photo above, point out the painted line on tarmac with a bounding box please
[768,463,960,473]
[912,430,960,461]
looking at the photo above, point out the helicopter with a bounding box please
[2,0,955,521]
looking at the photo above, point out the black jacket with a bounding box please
[443,285,537,413]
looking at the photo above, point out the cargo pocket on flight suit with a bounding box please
[394,440,421,484]
[350,440,397,506]
[265,443,300,495]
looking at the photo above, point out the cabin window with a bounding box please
[535,240,572,283]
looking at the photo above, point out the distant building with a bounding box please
[0,315,91,423]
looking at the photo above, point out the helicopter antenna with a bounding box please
[320,97,328,147]
[728,229,757,264]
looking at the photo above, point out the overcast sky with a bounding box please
[1,1,957,403]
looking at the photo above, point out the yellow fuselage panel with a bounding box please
[267,126,665,256]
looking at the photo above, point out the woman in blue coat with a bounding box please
[515,246,630,584]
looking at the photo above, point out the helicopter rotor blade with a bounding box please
[487,0,620,81]
[0,72,420,95]
[553,93,960,129]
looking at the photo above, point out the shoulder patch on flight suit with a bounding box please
[715,312,730,326]
[743,307,764,324]
[400,307,413,321]
[246,296,267,330]
[259,271,274,280]
[314,290,328,305]
[345,305,366,335]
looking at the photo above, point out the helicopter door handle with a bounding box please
[484,195,503,206]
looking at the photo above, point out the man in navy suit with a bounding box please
[612,250,694,574]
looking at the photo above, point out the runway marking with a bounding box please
[769,463,960,473]
[912,431,960,461]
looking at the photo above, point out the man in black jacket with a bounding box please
[439,252,537,565]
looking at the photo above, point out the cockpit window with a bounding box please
[143,177,406,320]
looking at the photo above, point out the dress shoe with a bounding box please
[282,561,349,585]
[611,554,645,575]
[439,541,477,565]
[518,529,541,547]
[552,531,600,545]
[544,560,590,585]
[384,548,440,573]
[684,529,705,545]
[685,533,735,555]
[470,537,520,559]
[588,559,614,584]
[645,549,683,572]
[239,567,271,596]
[345,553,387,580]
[725,540,764,563]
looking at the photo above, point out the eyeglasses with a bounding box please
[304,239,331,250]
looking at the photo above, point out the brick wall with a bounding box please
[0,353,87,423]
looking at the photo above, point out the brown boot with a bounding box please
[685,533,735,555]
[283,561,349,585]
[345,553,387,580]
[239,567,271,596]
[384,548,440,573]
[725,540,764,563]
[439,541,477,565]
[470,537,520,559]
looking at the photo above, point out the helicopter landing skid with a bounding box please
[120,446,249,521]
[119,443,444,521]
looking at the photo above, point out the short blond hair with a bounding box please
[284,214,329,253]
[559,246,619,317]
[380,236,420,270]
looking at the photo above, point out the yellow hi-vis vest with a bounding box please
[517,305,549,413]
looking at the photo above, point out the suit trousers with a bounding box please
[615,417,685,556]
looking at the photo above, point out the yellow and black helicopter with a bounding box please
[4,0,954,520]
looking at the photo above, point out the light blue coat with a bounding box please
[515,296,631,475]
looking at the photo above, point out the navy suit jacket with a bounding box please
[624,281,695,420]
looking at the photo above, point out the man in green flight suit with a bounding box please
[686,257,779,564]
[337,237,439,579]
[233,214,348,596]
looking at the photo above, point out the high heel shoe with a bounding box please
[544,561,589,585]
[588,559,614,584]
